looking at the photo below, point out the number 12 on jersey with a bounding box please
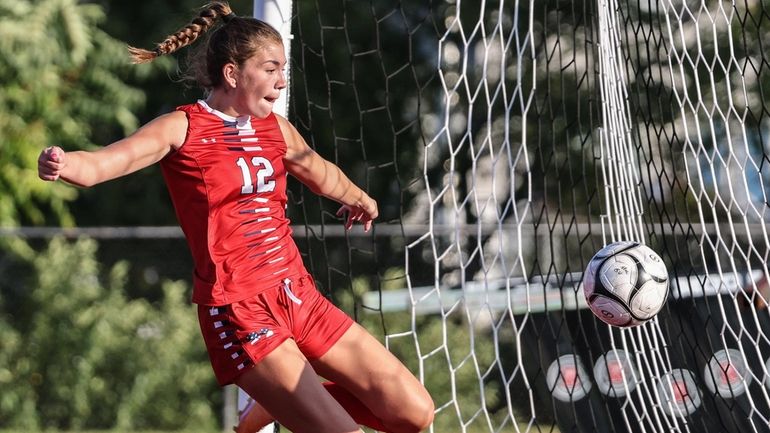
[236,156,276,194]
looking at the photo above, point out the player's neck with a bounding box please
[205,90,241,118]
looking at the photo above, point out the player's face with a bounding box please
[233,42,287,118]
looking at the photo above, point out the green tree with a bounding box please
[0,237,218,430]
[0,0,148,227]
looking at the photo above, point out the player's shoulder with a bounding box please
[138,109,187,131]
[272,112,292,130]
[151,110,189,130]
[272,113,301,137]
[140,110,189,150]
[162,109,189,122]
[272,113,300,144]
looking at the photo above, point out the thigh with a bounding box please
[309,322,434,425]
[235,338,361,433]
[290,275,354,358]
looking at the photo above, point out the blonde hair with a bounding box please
[128,1,283,90]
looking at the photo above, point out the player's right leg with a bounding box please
[233,397,271,433]
[197,287,363,433]
[310,322,434,433]
[234,337,363,433]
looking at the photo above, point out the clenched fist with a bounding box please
[38,146,66,181]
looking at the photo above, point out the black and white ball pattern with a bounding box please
[583,241,669,327]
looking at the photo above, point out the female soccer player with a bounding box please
[37,2,434,432]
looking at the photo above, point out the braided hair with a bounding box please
[127,1,282,90]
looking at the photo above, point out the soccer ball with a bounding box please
[583,241,669,327]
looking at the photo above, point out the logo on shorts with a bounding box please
[245,328,275,345]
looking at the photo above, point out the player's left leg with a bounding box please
[235,323,434,433]
[309,322,435,433]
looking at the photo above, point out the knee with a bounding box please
[410,395,435,431]
[387,392,434,433]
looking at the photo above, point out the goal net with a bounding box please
[285,0,770,432]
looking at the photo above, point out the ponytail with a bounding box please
[127,1,234,64]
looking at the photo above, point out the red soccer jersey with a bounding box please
[162,100,305,305]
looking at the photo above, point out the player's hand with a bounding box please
[38,146,66,181]
[336,195,378,232]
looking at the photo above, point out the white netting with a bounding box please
[286,0,770,432]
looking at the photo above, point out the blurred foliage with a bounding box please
[0,237,218,430]
[0,0,153,228]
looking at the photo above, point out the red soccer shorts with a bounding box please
[198,273,354,386]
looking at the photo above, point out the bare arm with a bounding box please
[277,115,378,231]
[38,111,188,187]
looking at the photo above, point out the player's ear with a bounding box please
[222,63,238,89]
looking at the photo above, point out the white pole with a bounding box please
[254,0,293,118]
